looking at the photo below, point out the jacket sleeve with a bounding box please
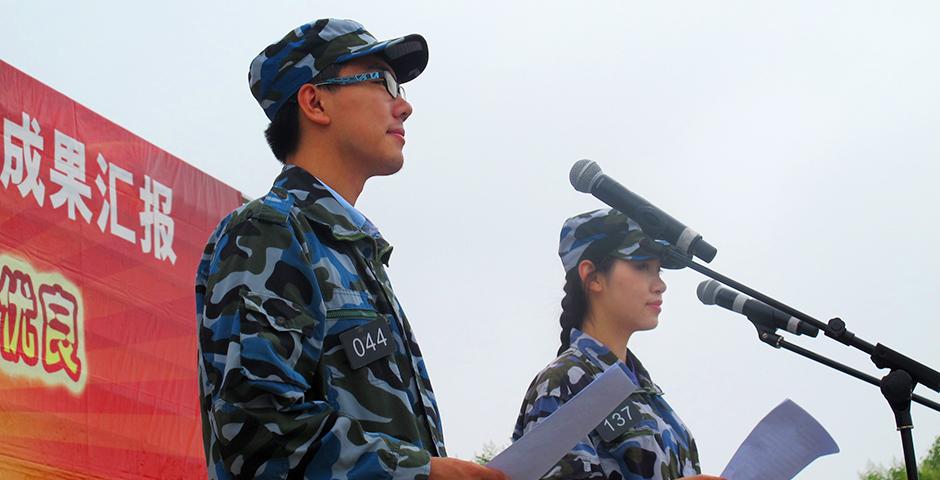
[198,216,431,479]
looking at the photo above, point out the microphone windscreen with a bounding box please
[697,280,721,305]
[570,159,603,193]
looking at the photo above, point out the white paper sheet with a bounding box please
[487,366,637,480]
[721,399,839,480]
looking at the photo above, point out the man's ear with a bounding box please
[296,84,331,126]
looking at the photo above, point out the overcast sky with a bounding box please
[5,1,940,477]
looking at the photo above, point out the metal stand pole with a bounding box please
[881,370,919,480]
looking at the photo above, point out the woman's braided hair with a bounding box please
[557,254,616,356]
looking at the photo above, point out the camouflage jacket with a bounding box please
[196,165,445,479]
[513,329,700,480]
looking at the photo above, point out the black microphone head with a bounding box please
[570,159,603,193]
[696,280,722,305]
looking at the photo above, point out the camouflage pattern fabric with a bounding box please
[513,329,700,479]
[249,18,428,120]
[196,164,444,479]
[558,208,684,273]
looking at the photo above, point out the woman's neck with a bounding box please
[581,311,631,363]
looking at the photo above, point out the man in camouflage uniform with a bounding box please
[196,19,505,479]
[512,209,721,480]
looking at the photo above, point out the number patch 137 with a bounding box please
[595,398,643,443]
[339,318,395,369]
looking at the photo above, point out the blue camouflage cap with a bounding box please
[249,18,429,120]
[559,208,683,273]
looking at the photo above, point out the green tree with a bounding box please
[473,441,507,465]
[861,436,940,480]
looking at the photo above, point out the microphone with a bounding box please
[569,159,717,263]
[696,280,819,337]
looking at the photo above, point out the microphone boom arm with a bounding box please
[751,325,940,412]
[643,241,940,393]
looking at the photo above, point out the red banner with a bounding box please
[0,60,243,479]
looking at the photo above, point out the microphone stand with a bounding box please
[755,325,932,480]
[646,242,940,479]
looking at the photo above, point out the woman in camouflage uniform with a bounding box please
[512,209,724,480]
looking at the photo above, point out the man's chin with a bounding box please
[372,157,405,177]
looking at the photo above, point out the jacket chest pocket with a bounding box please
[321,308,404,409]
[324,306,379,343]
[323,307,398,366]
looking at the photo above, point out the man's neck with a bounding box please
[287,151,365,206]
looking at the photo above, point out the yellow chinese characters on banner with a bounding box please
[0,253,86,394]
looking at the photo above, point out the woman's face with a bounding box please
[590,258,667,334]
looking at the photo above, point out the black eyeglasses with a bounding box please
[314,71,405,99]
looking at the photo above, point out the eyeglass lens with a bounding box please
[384,73,404,99]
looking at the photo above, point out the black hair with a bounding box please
[557,255,617,355]
[264,63,343,163]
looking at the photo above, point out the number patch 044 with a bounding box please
[338,318,395,369]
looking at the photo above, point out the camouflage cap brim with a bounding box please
[336,34,428,84]
[609,238,685,270]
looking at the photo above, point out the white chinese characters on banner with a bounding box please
[1,111,177,265]
[3,112,46,206]
[139,175,176,264]
[50,130,92,222]
[95,153,136,244]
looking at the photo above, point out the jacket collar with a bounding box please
[273,164,394,264]
[569,328,662,394]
